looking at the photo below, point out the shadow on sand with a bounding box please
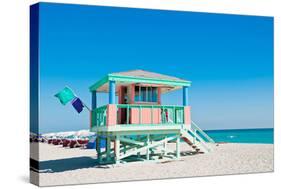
[39,156,110,173]
[39,150,198,173]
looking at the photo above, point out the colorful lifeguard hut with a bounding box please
[89,70,214,164]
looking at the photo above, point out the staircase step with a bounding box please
[180,125,212,154]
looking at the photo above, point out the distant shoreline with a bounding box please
[33,128,274,144]
[37,127,274,135]
[204,128,273,131]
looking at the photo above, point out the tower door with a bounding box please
[118,86,128,124]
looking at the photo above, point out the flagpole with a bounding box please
[82,103,91,112]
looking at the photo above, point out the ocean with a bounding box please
[205,128,273,144]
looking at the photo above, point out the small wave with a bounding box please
[227,135,236,139]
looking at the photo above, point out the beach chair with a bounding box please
[69,140,79,148]
[62,139,70,147]
[78,139,89,149]
[53,139,62,145]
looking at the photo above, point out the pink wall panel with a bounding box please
[107,104,117,126]
[130,108,139,124]
[141,108,151,124]
[184,106,191,125]
[130,108,161,124]
[152,108,161,124]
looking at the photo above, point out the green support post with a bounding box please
[137,135,141,158]
[176,135,180,158]
[106,136,111,162]
[163,136,167,156]
[96,135,101,163]
[146,135,150,160]
[124,144,127,154]
[115,135,120,164]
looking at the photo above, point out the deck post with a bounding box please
[163,136,167,156]
[92,90,97,109]
[109,80,116,104]
[106,135,111,162]
[96,135,101,163]
[92,91,97,126]
[137,135,141,158]
[183,86,189,106]
[146,135,150,160]
[176,134,180,158]
[115,135,120,164]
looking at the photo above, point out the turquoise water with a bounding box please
[205,128,273,144]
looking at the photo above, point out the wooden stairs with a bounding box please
[180,121,215,153]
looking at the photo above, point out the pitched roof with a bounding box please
[111,70,188,82]
[89,69,191,92]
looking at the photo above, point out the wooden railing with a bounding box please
[92,105,107,127]
[190,121,215,143]
[92,104,186,127]
[116,104,184,125]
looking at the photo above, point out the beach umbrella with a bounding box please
[43,133,56,139]
[76,130,95,139]
[61,131,75,138]
[76,130,89,137]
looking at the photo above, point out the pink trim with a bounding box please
[117,88,121,124]
[130,84,135,104]
[107,104,117,126]
[118,86,124,104]
[157,88,161,105]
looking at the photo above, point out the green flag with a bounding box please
[54,87,76,105]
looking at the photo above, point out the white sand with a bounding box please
[31,142,273,186]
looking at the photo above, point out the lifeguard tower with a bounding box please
[89,70,214,164]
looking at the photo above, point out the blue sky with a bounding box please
[36,3,273,133]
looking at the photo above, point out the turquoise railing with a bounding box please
[116,104,184,125]
[190,121,215,143]
[92,105,107,127]
[92,104,185,127]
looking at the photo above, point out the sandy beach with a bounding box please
[31,142,273,186]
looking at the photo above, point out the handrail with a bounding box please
[92,104,186,127]
[92,105,107,127]
[184,129,211,152]
[190,130,211,152]
[191,120,215,143]
[92,105,107,112]
[116,104,184,125]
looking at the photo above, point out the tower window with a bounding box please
[135,86,158,103]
